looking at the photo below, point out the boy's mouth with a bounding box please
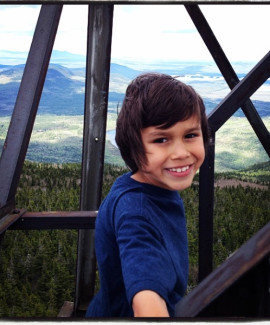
[167,165,191,173]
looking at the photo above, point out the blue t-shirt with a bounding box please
[86,172,188,317]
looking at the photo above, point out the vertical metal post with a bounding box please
[75,4,114,316]
[0,5,63,209]
[198,133,215,282]
[197,51,270,281]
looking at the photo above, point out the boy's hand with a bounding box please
[132,290,170,317]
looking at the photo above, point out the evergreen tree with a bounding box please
[0,160,269,317]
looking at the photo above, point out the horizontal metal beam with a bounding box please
[0,0,269,4]
[0,209,26,234]
[8,210,97,230]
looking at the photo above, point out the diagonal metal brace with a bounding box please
[185,4,270,157]
[0,5,63,208]
[208,50,270,132]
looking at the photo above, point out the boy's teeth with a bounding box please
[170,166,189,173]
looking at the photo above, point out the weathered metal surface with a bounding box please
[9,210,97,230]
[186,3,270,282]
[198,256,270,317]
[208,50,270,132]
[58,301,75,317]
[185,4,270,158]
[0,2,268,319]
[175,220,270,317]
[0,201,15,219]
[198,134,215,281]
[75,4,114,316]
[0,0,266,4]
[0,209,26,234]
[0,5,63,208]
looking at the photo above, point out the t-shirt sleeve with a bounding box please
[114,196,177,307]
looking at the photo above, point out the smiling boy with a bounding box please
[86,73,209,317]
[132,117,205,192]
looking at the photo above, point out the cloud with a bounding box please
[0,4,269,63]
[111,5,204,61]
[111,4,270,62]
[0,5,88,55]
[0,5,40,52]
[53,5,88,55]
[200,4,270,62]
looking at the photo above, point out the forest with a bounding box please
[0,160,269,317]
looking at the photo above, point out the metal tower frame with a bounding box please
[0,0,269,316]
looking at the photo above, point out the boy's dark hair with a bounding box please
[116,73,209,172]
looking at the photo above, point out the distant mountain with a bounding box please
[110,63,142,79]
[0,53,269,117]
[0,64,84,115]
[51,50,86,68]
[0,62,141,116]
[0,49,86,68]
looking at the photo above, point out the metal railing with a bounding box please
[0,1,269,316]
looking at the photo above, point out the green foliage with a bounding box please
[0,161,80,317]
[0,230,77,317]
[0,161,269,317]
[181,162,270,290]
[215,160,270,185]
[215,117,270,171]
[213,186,270,266]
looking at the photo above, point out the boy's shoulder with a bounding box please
[111,171,135,191]
[109,172,181,210]
[98,172,144,224]
[108,172,144,202]
[110,172,181,201]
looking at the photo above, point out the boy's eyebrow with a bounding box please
[154,125,202,133]
[185,125,202,132]
[147,130,170,137]
[146,126,202,138]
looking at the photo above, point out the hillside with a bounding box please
[215,160,270,186]
[0,62,138,116]
[1,114,269,172]
[1,59,270,117]
[0,55,269,172]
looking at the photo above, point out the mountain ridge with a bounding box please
[0,52,269,117]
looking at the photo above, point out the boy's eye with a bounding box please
[185,133,197,139]
[154,137,167,143]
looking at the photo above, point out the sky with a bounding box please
[0,4,270,65]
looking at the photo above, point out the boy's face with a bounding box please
[131,115,205,191]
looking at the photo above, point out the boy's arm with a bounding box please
[132,290,170,317]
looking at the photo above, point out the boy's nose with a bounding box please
[171,142,190,160]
